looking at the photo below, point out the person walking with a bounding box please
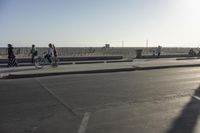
[52,44,57,57]
[30,44,37,63]
[7,44,17,67]
[52,44,59,66]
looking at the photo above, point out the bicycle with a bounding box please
[34,52,59,69]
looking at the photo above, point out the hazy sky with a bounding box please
[0,0,200,47]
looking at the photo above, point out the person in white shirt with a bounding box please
[45,43,54,63]
[156,45,162,57]
[48,43,54,57]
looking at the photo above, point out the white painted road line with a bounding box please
[35,79,79,117]
[78,112,91,133]
[192,95,200,100]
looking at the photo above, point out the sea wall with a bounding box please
[0,47,191,59]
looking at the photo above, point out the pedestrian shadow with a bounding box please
[166,86,200,133]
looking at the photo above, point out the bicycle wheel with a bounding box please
[34,57,45,69]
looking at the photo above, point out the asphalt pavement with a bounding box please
[1,67,200,133]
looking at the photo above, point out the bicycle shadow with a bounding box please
[166,86,200,133]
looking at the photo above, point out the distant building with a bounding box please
[105,44,110,48]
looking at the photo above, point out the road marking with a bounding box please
[192,95,200,100]
[78,112,91,133]
[35,79,79,118]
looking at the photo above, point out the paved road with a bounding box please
[1,67,200,133]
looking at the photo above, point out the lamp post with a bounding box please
[146,39,148,54]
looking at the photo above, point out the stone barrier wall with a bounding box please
[0,47,192,59]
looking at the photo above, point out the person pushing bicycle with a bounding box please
[34,43,59,68]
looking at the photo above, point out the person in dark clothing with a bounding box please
[52,44,57,57]
[29,44,37,63]
[7,44,17,67]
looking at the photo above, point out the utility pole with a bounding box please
[146,39,149,55]
[146,39,148,48]
[122,40,124,48]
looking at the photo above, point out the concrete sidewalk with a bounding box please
[1,58,200,79]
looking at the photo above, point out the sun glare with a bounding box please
[179,0,200,17]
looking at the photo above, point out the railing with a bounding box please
[0,47,191,59]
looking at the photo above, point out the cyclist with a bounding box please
[45,43,54,63]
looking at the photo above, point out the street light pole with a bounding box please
[146,39,148,55]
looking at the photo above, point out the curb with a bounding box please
[0,56,123,63]
[176,57,198,60]
[2,63,200,79]
[0,60,133,68]
[3,68,137,79]
[135,64,200,70]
